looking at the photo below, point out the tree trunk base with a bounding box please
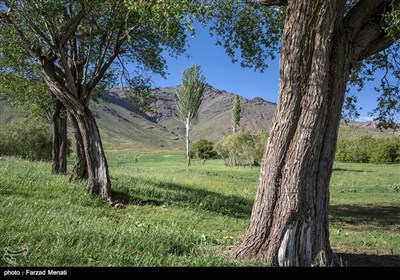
[74,108,111,201]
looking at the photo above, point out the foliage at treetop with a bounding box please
[231,95,241,133]
[205,0,399,129]
[176,65,206,123]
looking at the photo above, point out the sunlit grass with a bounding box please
[1,152,399,266]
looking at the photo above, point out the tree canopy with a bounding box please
[205,0,399,128]
[231,95,241,133]
[0,0,202,199]
[176,65,206,123]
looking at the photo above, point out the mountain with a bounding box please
[148,85,276,142]
[0,85,276,150]
[1,85,395,151]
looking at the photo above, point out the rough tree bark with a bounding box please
[41,59,112,200]
[51,94,67,174]
[73,108,111,199]
[233,0,344,266]
[233,0,398,266]
[69,112,87,181]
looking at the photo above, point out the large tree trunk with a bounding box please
[232,0,350,266]
[72,107,111,200]
[51,94,67,174]
[185,118,191,167]
[69,112,88,181]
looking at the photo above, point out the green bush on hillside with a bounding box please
[214,131,267,167]
[0,119,63,161]
[190,139,219,160]
[335,135,400,163]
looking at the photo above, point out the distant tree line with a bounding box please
[0,120,70,161]
[336,135,400,163]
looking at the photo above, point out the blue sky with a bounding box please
[151,24,382,121]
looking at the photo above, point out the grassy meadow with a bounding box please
[1,151,399,266]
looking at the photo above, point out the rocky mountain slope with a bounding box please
[1,85,276,150]
[2,85,394,150]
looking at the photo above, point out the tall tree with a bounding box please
[231,95,241,133]
[207,0,400,266]
[176,65,206,167]
[0,0,191,200]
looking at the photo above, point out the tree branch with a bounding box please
[26,1,58,49]
[356,30,400,61]
[258,0,287,6]
[349,0,400,61]
[85,30,124,102]
[59,9,85,47]
[0,11,41,58]
[58,43,78,97]
[343,0,386,40]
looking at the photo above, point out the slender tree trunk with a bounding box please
[232,124,237,134]
[185,118,191,167]
[41,61,111,200]
[51,94,67,174]
[72,107,111,200]
[232,0,349,266]
[69,112,87,181]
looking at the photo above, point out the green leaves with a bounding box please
[214,130,267,167]
[176,65,206,122]
[384,0,400,39]
[124,76,157,114]
[231,95,241,133]
[0,30,51,120]
[206,0,284,71]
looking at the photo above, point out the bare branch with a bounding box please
[349,0,400,61]
[59,9,85,47]
[58,44,78,97]
[85,30,124,101]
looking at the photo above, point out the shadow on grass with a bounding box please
[333,168,372,173]
[329,205,400,229]
[112,176,253,219]
[338,253,400,267]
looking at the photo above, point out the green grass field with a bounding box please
[1,151,399,266]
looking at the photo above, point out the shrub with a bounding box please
[370,138,400,163]
[335,135,400,163]
[0,119,68,161]
[214,131,267,167]
[190,139,219,160]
